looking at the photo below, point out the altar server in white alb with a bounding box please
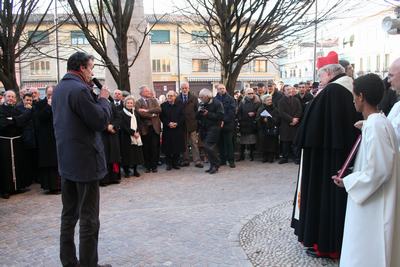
[332,73,400,267]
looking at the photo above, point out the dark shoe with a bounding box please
[229,162,236,168]
[110,180,120,184]
[166,165,172,171]
[48,190,61,195]
[99,182,108,187]
[205,168,211,173]
[305,249,321,258]
[219,161,227,166]
[262,157,268,163]
[97,264,112,267]
[195,163,204,168]
[124,173,130,178]
[15,188,30,194]
[294,159,300,165]
[152,168,158,173]
[172,165,180,170]
[180,161,190,167]
[1,193,10,199]
[133,171,141,177]
[145,168,151,173]
[278,158,288,164]
[236,156,244,161]
[209,166,218,174]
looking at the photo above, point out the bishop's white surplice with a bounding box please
[340,113,400,267]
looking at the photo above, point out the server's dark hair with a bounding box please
[67,52,94,71]
[353,73,384,106]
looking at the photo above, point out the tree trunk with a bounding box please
[221,62,242,95]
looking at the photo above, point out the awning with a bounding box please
[21,80,57,88]
[187,76,221,82]
[187,76,275,82]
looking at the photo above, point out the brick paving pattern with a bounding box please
[0,162,338,266]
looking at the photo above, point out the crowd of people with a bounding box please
[1,50,400,267]
[0,68,323,199]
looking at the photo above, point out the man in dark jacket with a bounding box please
[196,88,224,174]
[215,84,236,168]
[267,81,283,107]
[295,82,313,111]
[176,82,203,168]
[36,86,60,194]
[278,85,302,164]
[52,52,111,267]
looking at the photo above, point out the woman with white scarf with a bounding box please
[119,95,144,177]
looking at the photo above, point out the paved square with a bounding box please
[0,162,338,266]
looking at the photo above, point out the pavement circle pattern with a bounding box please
[239,201,339,267]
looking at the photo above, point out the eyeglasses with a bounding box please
[247,93,254,95]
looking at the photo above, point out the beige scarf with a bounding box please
[123,108,143,146]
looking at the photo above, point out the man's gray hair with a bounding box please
[139,85,149,95]
[199,88,212,98]
[180,81,189,88]
[318,64,345,77]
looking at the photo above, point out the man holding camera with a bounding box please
[196,88,224,174]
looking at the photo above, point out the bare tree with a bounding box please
[65,0,160,92]
[0,0,59,92]
[182,0,346,94]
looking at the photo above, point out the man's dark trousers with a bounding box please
[218,128,234,164]
[202,126,220,168]
[142,128,160,170]
[60,178,100,267]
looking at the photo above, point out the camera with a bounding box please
[198,103,207,114]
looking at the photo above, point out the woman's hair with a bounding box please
[199,88,212,98]
[353,73,384,106]
[123,95,135,107]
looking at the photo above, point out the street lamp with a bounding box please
[382,6,400,34]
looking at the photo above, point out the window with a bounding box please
[71,31,89,45]
[192,59,208,72]
[152,59,171,73]
[150,30,170,44]
[298,69,302,78]
[30,61,50,75]
[360,58,363,71]
[384,54,390,71]
[376,55,381,72]
[192,31,208,44]
[28,31,49,44]
[367,56,371,72]
[254,60,267,72]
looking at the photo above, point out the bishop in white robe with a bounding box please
[339,113,400,267]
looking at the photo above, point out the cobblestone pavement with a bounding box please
[239,202,338,267]
[0,161,336,266]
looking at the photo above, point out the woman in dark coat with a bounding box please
[100,100,122,186]
[119,95,144,177]
[278,85,302,164]
[256,95,280,163]
[160,90,185,170]
[35,90,61,193]
[237,88,261,161]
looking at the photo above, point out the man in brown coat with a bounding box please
[135,85,161,172]
[176,82,203,168]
